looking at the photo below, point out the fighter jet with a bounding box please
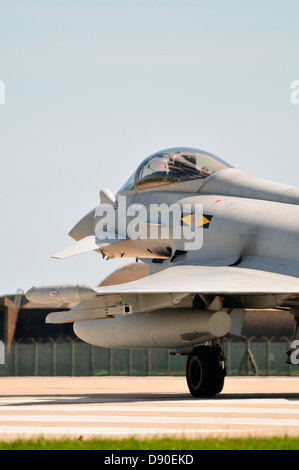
[26,147,299,397]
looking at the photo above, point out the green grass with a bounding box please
[1,436,299,450]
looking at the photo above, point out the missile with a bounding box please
[26,284,98,304]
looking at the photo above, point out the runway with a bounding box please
[0,376,299,440]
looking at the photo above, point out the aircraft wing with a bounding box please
[33,263,299,324]
[30,264,299,303]
[52,229,171,260]
[52,234,100,259]
[94,264,299,295]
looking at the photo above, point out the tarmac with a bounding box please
[0,376,299,440]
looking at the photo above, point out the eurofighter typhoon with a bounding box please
[26,147,299,397]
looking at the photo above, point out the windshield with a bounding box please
[118,147,232,192]
[136,148,232,189]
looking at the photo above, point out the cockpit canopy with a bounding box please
[119,147,233,192]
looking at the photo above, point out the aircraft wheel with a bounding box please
[186,345,225,398]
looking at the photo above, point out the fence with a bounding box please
[0,337,297,377]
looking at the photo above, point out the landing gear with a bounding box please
[186,343,226,398]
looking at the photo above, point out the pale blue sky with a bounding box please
[0,0,298,295]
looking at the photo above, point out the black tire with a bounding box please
[186,346,225,398]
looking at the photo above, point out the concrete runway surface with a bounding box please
[0,376,299,440]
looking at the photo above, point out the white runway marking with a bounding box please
[1,401,299,438]
[2,403,299,415]
[1,414,299,427]
[0,377,299,439]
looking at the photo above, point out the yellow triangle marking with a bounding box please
[181,214,193,227]
[196,214,210,227]
[181,213,211,227]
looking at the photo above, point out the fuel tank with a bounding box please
[73,308,243,349]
